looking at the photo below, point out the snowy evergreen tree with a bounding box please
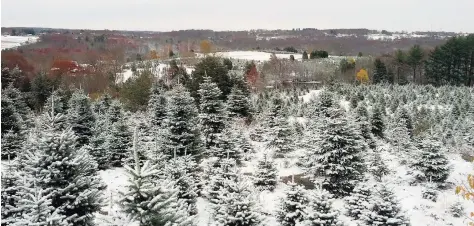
[206,158,239,204]
[1,93,23,159]
[22,111,104,226]
[411,136,450,183]
[214,180,261,226]
[306,107,366,197]
[45,88,70,116]
[267,112,294,157]
[369,153,390,182]
[120,147,195,226]
[13,177,68,226]
[253,154,278,191]
[355,102,375,149]
[306,90,335,118]
[397,107,413,137]
[164,85,202,157]
[277,179,308,226]
[344,183,372,220]
[234,130,254,160]
[147,81,168,129]
[303,188,342,226]
[93,93,112,115]
[387,117,413,154]
[107,118,132,167]
[3,83,31,123]
[107,99,124,124]
[67,90,95,147]
[164,154,200,215]
[362,184,410,226]
[1,161,21,226]
[226,86,251,118]
[198,76,227,149]
[371,106,385,138]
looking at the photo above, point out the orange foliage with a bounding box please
[356,68,369,84]
[1,51,35,75]
[246,64,259,87]
[149,50,159,59]
[456,173,474,225]
[200,40,212,54]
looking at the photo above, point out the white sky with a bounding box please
[1,0,473,32]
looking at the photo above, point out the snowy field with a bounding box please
[210,51,302,62]
[1,35,39,50]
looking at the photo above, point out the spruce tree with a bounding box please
[397,107,413,137]
[164,155,200,215]
[371,106,385,138]
[147,81,168,129]
[3,84,31,123]
[45,88,70,116]
[362,184,410,226]
[198,76,227,149]
[226,86,251,118]
[119,149,195,226]
[107,118,132,167]
[344,183,372,220]
[84,122,109,170]
[373,58,388,84]
[306,90,335,118]
[1,161,21,226]
[214,180,261,226]
[234,130,254,160]
[303,189,342,226]
[306,107,366,197]
[22,111,104,226]
[164,85,202,157]
[387,117,413,154]
[277,180,308,226]
[355,103,375,149]
[253,154,278,191]
[67,90,95,147]
[412,136,450,183]
[267,112,294,157]
[206,158,239,204]
[107,99,124,124]
[93,93,112,114]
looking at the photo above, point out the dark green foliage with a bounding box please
[223,58,233,70]
[302,51,309,60]
[253,154,278,191]
[189,56,232,103]
[283,46,298,53]
[120,70,152,111]
[371,106,385,138]
[31,72,60,111]
[373,58,388,84]
[67,90,96,147]
[147,81,168,128]
[407,44,424,83]
[277,181,308,226]
[108,119,132,167]
[226,86,251,118]
[412,137,450,183]
[425,35,474,86]
[310,50,329,59]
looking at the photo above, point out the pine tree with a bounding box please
[107,99,124,124]
[362,184,410,226]
[214,180,261,226]
[397,107,413,137]
[306,90,334,118]
[306,107,366,197]
[45,88,70,115]
[206,158,239,204]
[412,136,450,183]
[355,103,375,149]
[303,188,342,226]
[1,160,21,226]
[93,93,112,114]
[164,85,202,157]
[119,153,195,226]
[84,122,110,170]
[369,153,390,182]
[373,58,388,84]
[344,183,372,220]
[13,177,68,226]
[277,180,308,226]
[164,155,200,215]
[3,83,31,122]
[268,113,294,157]
[371,106,385,138]
[22,111,104,226]
[253,154,278,191]
[387,117,413,154]
[234,130,254,160]
[210,127,242,163]
[107,118,132,167]
[226,86,251,118]
[147,81,168,129]
[198,76,227,149]
[67,90,95,147]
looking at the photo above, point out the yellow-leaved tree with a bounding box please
[456,172,474,225]
[200,40,212,54]
[356,68,369,84]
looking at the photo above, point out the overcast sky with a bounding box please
[2,0,473,32]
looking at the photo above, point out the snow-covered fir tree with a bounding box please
[3,84,31,123]
[164,84,202,157]
[13,177,68,226]
[120,146,195,226]
[83,120,109,170]
[253,153,278,191]
[344,182,372,220]
[107,118,132,167]
[147,80,168,129]
[369,152,390,182]
[303,188,342,226]
[355,102,375,149]
[45,88,70,116]
[267,111,294,157]
[306,90,335,118]
[1,93,24,159]
[198,76,227,149]
[361,184,410,226]
[67,90,95,147]
[1,160,21,226]
[411,136,450,183]
[226,85,251,118]
[306,107,366,197]
[93,92,112,114]
[371,105,385,139]
[107,99,125,124]
[234,129,254,160]
[262,96,284,135]
[214,180,261,226]
[397,107,413,137]
[277,179,308,226]
[164,154,200,215]
[206,158,239,204]
[22,111,104,226]
[387,116,413,154]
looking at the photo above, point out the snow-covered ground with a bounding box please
[1,35,39,50]
[212,51,302,62]
[117,62,195,83]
